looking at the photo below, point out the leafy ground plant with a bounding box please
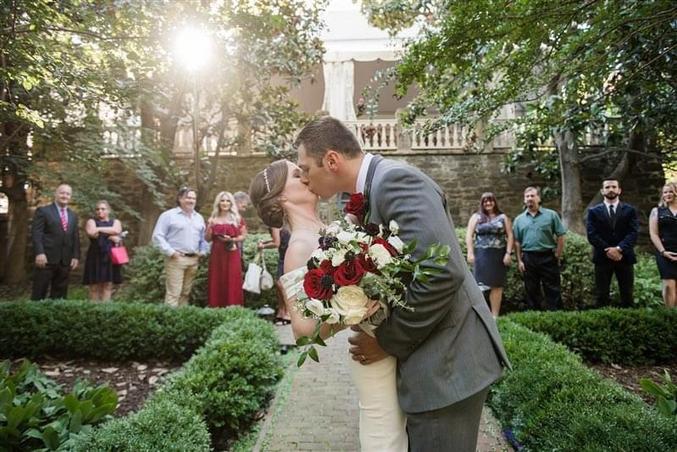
[0,359,117,451]
[641,371,677,417]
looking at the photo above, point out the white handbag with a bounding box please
[259,251,274,291]
[243,258,263,294]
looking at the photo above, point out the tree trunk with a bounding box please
[4,186,29,284]
[555,129,585,234]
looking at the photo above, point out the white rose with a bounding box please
[387,235,405,253]
[326,221,341,235]
[310,248,327,261]
[331,286,370,325]
[389,220,399,234]
[331,252,346,267]
[336,230,355,244]
[369,243,393,268]
[324,308,340,324]
[305,299,325,317]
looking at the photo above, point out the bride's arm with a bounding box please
[283,240,344,340]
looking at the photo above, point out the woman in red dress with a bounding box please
[206,191,245,307]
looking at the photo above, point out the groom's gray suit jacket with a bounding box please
[369,156,510,414]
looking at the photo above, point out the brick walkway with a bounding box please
[255,326,510,452]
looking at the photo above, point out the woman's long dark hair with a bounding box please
[477,192,502,223]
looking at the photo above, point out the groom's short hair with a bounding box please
[294,116,362,165]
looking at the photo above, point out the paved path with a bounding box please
[256,325,510,451]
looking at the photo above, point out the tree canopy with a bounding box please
[361,0,676,231]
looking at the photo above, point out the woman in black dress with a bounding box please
[83,200,122,301]
[649,182,677,308]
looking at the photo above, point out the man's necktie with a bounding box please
[60,208,68,232]
[609,205,616,227]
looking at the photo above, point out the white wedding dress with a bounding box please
[280,267,408,452]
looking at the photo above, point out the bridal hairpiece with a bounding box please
[263,168,271,193]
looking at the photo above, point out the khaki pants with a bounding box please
[164,255,199,307]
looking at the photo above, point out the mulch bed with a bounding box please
[589,362,677,404]
[7,357,181,416]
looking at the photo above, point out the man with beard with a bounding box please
[513,186,567,310]
[586,179,639,308]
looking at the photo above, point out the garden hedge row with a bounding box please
[118,232,280,309]
[0,301,282,450]
[456,229,663,309]
[508,307,677,365]
[491,320,677,451]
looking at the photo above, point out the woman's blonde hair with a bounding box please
[249,160,288,228]
[210,191,240,223]
[659,182,677,207]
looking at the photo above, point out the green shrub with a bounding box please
[508,308,677,365]
[156,312,283,431]
[0,360,116,451]
[73,398,210,452]
[0,300,235,361]
[119,233,279,309]
[458,228,662,309]
[490,320,677,451]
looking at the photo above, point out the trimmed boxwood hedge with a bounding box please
[491,319,677,451]
[0,300,234,361]
[0,301,282,450]
[508,307,677,365]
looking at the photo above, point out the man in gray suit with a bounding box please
[295,117,509,451]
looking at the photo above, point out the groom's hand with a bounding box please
[348,328,389,365]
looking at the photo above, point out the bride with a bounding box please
[249,159,408,451]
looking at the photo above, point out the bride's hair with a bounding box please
[249,160,288,228]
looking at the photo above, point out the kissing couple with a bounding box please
[249,116,510,451]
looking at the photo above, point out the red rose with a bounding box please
[356,253,379,275]
[344,193,367,223]
[372,237,398,256]
[333,259,366,286]
[303,268,334,300]
[319,259,335,275]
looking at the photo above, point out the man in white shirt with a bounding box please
[152,187,208,307]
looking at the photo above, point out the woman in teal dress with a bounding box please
[466,193,514,317]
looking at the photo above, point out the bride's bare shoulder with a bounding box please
[284,235,317,272]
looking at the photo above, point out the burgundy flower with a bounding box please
[344,193,367,224]
[333,259,366,286]
[356,253,379,275]
[363,223,380,236]
[303,268,334,300]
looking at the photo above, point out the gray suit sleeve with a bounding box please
[373,167,465,361]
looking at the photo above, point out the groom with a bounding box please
[295,117,509,451]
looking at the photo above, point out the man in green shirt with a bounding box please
[513,186,567,310]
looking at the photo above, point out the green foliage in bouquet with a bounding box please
[0,360,116,451]
[508,307,677,365]
[491,320,677,450]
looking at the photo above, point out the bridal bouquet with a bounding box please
[295,215,450,366]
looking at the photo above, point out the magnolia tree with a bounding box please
[0,0,324,283]
[361,0,676,233]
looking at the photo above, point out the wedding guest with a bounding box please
[513,186,567,310]
[258,226,292,323]
[152,187,208,307]
[586,179,639,308]
[466,192,514,317]
[649,182,677,308]
[206,191,245,307]
[31,184,80,300]
[83,201,123,301]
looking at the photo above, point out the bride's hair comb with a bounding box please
[263,168,271,194]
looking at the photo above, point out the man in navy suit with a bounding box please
[31,184,80,300]
[586,179,639,308]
